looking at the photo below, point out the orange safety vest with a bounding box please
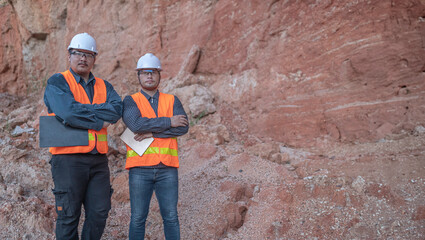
[49,70,109,155]
[125,92,179,169]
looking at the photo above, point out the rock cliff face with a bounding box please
[0,0,424,239]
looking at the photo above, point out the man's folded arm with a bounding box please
[122,96,171,134]
[88,80,123,124]
[153,96,189,138]
[44,75,104,131]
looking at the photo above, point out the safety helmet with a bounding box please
[68,33,98,55]
[136,53,162,71]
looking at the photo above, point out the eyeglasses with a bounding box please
[138,70,159,76]
[71,51,95,59]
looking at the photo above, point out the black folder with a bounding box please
[39,116,89,148]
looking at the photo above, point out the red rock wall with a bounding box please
[2,0,424,147]
[0,3,24,94]
[1,1,425,239]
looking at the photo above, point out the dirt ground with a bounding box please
[0,93,424,240]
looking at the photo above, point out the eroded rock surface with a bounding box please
[0,0,424,239]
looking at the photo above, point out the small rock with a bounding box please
[285,164,296,171]
[414,125,425,134]
[352,176,366,193]
[16,185,24,196]
[397,87,409,95]
[11,126,35,137]
[11,126,24,137]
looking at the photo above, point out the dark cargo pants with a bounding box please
[50,154,112,240]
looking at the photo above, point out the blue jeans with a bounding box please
[129,167,180,240]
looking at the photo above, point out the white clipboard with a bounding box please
[120,128,154,156]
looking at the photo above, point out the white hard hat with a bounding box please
[68,33,98,55]
[136,53,162,71]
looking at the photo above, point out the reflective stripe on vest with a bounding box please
[49,70,109,155]
[126,147,178,158]
[88,133,95,141]
[161,148,178,156]
[88,133,107,141]
[125,92,179,169]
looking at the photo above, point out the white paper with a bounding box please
[120,128,154,156]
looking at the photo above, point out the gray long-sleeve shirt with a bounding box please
[122,90,189,138]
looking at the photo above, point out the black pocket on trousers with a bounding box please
[110,185,114,197]
[108,186,114,211]
[52,189,73,217]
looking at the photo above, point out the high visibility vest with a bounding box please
[49,70,109,155]
[125,92,179,169]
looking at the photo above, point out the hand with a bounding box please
[170,115,189,127]
[134,132,153,142]
[103,122,111,128]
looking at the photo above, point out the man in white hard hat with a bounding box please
[43,33,122,240]
[122,53,189,239]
